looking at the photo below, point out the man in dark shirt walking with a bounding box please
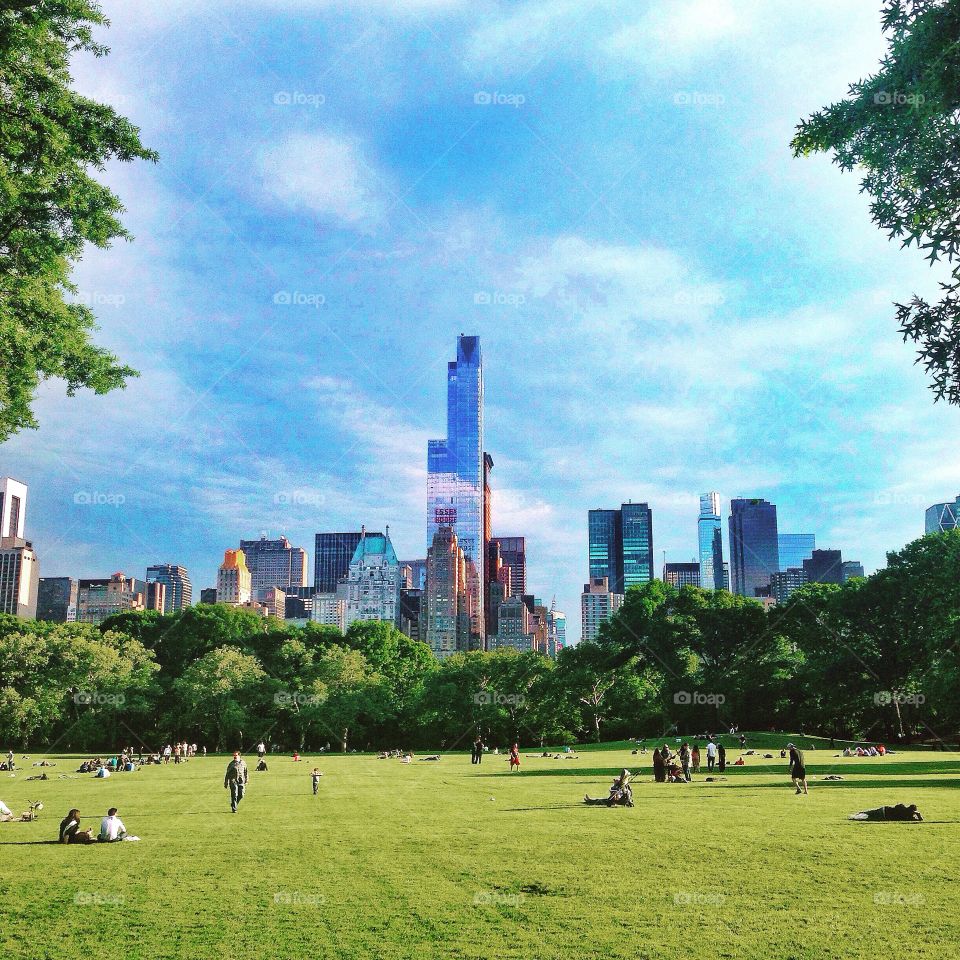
[787,743,808,795]
[224,752,248,813]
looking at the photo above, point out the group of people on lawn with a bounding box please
[651,739,728,782]
[57,807,135,843]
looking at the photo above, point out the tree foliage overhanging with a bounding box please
[0,0,155,439]
[793,0,960,405]
[1,531,958,753]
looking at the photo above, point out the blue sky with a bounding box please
[3,0,959,642]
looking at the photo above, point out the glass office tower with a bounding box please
[621,502,654,588]
[729,498,779,597]
[588,509,624,594]
[698,492,725,590]
[777,533,815,572]
[427,335,484,643]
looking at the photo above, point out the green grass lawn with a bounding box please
[1,735,958,959]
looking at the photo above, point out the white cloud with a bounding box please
[258,133,382,227]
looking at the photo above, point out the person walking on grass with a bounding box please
[509,743,521,772]
[787,743,808,795]
[706,738,717,772]
[311,768,322,795]
[680,743,692,782]
[224,751,248,813]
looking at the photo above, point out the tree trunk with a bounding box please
[341,728,348,753]
[892,693,905,739]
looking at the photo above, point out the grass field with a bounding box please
[1,734,958,960]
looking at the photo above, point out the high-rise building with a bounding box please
[424,525,471,658]
[311,592,345,630]
[399,587,424,642]
[589,503,653,593]
[77,573,163,624]
[0,477,27,540]
[663,562,701,589]
[489,594,534,652]
[400,559,428,591]
[622,502,654,587]
[256,586,286,620]
[729,498,779,598]
[145,564,192,613]
[217,549,251,604]
[589,509,624,593]
[0,478,38,619]
[492,536,525,597]
[778,534,816,572]
[698,493,725,590]
[925,495,960,533]
[427,335,485,644]
[770,568,809,605]
[239,535,307,594]
[199,587,217,604]
[803,549,844,585]
[314,532,364,593]
[547,608,566,657]
[337,528,401,628]
[37,576,77,622]
[581,576,624,642]
[842,560,865,581]
[0,537,39,618]
[283,586,316,620]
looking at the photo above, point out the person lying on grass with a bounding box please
[849,804,923,822]
[584,769,633,807]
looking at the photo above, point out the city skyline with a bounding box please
[2,2,960,643]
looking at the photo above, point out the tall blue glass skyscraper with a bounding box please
[698,493,725,590]
[729,498,779,598]
[778,533,815,571]
[588,509,623,593]
[427,335,484,642]
[588,503,653,593]
[621,502,654,587]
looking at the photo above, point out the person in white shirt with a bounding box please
[705,739,718,772]
[0,799,13,821]
[98,807,127,842]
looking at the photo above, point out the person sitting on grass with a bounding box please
[98,807,127,842]
[59,808,94,844]
[849,804,922,822]
[584,769,633,807]
[0,799,13,822]
[256,757,268,772]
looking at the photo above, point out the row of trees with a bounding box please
[1,532,958,752]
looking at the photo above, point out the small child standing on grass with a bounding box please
[311,768,322,795]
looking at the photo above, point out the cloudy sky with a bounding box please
[3,0,958,641]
